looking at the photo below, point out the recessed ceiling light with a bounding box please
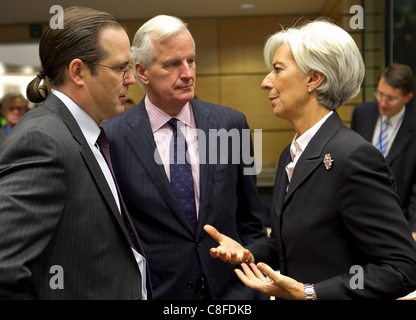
[240,4,256,9]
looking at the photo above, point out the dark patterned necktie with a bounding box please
[96,127,143,251]
[168,118,197,233]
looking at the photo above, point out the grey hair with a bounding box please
[1,92,28,109]
[264,18,365,111]
[131,15,195,88]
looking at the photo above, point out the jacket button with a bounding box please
[186,281,194,289]
[196,239,202,247]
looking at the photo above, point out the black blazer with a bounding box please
[248,112,416,299]
[102,97,267,300]
[0,93,152,300]
[351,102,416,231]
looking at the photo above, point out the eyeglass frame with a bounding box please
[82,60,133,79]
[374,91,398,104]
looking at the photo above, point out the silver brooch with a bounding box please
[323,154,334,170]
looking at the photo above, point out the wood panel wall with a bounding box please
[0,0,365,168]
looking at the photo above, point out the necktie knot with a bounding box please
[168,118,179,131]
[96,127,109,149]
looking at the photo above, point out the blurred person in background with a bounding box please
[351,64,416,241]
[0,93,29,145]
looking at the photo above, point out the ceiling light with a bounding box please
[240,4,256,9]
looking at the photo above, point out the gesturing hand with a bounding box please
[204,225,254,265]
[235,262,308,300]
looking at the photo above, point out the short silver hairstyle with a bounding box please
[131,15,195,88]
[264,18,365,111]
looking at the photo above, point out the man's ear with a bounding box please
[135,62,149,85]
[307,70,326,92]
[405,92,414,104]
[68,59,87,87]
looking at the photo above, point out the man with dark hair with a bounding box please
[0,6,151,299]
[351,63,416,240]
[0,93,29,146]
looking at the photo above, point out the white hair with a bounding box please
[131,15,195,88]
[264,18,365,110]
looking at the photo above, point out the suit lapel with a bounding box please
[361,104,379,142]
[191,100,217,236]
[125,99,196,236]
[43,94,131,242]
[285,112,343,204]
[386,109,415,165]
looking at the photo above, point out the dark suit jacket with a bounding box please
[0,93,152,300]
[351,102,416,231]
[102,97,267,300]
[248,112,416,299]
[0,126,7,146]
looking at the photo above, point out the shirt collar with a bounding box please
[292,111,333,154]
[145,95,195,132]
[381,106,405,127]
[51,89,101,147]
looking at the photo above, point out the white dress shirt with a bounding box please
[286,111,333,182]
[144,95,200,217]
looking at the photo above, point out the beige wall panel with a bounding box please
[218,16,317,75]
[127,83,146,106]
[195,75,221,105]
[187,19,220,75]
[219,74,293,131]
[259,130,294,166]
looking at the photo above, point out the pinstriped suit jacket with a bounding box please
[0,93,151,300]
[102,97,267,300]
[0,126,7,146]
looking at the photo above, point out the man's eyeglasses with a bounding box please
[83,60,133,79]
[374,91,398,104]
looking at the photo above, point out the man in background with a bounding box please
[351,63,416,240]
[0,93,29,145]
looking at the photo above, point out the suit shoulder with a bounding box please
[192,99,248,129]
[13,105,66,134]
[331,125,378,156]
[193,99,245,116]
[353,101,379,114]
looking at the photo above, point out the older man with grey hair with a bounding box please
[0,93,29,146]
[102,15,267,300]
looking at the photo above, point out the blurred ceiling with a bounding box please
[0,0,329,25]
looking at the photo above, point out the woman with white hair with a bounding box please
[204,19,416,300]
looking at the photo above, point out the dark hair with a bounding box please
[378,63,416,96]
[26,6,125,103]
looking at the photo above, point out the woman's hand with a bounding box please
[235,262,310,300]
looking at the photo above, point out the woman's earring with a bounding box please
[308,88,312,93]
